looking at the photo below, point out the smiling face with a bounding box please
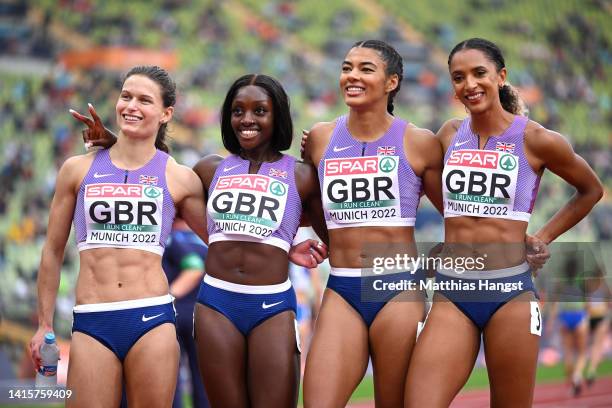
[230,85,274,152]
[115,74,173,140]
[449,48,506,115]
[340,47,398,110]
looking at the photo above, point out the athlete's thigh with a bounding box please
[303,289,369,408]
[484,292,540,408]
[575,320,589,352]
[247,310,300,408]
[194,303,248,408]
[124,322,179,408]
[66,332,123,408]
[369,297,425,408]
[404,295,480,408]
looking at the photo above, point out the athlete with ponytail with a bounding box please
[404,38,603,407]
[30,66,207,407]
[302,40,443,407]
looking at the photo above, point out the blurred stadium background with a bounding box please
[0,0,610,406]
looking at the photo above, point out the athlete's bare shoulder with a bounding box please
[192,154,224,189]
[58,152,96,190]
[523,119,563,150]
[523,119,573,169]
[403,123,441,175]
[436,118,463,150]
[309,121,336,140]
[405,123,436,145]
[305,120,336,165]
[165,156,205,203]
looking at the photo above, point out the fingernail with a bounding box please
[69,109,75,114]
[88,103,93,108]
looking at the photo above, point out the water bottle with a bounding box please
[35,332,60,388]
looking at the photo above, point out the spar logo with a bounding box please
[325,157,379,176]
[144,186,162,198]
[270,181,286,196]
[216,175,269,192]
[447,150,498,169]
[86,184,143,198]
[499,154,517,171]
[379,157,396,173]
[447,150,517,172]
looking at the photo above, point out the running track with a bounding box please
[348,377,612,407]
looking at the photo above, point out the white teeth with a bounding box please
[466,93,484,101]
[123,114,141,121]
[347,87,364,92]
[241,130,258,136]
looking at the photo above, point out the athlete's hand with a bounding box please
[526,234,550,274]
[300,129,309,159]
[289,239,328,268]
[69,103,116,149]
[29,326,52,370]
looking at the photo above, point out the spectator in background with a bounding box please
[585,263,611,387]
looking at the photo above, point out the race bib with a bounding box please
[84,183,163,246]
[443,149,519,218]
[208,174,288,239]
[323,156,402,224]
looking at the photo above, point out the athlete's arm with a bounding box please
[169,250,206,299]
[295,161,329,246]
[168,159,209,244]
[405,126,444,214]
[436,118,462,154]
[525,125,603,243]
[29,156,86,367]
[303,121,334,167]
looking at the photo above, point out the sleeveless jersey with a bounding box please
[73,149,176,255]
[442,115,541,222]
[318,115,422,229]
[207,154,301,252]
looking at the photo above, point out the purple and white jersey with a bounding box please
[207,154,302,252]
[319,115,422,229]
[73,149,175,255]
[442,115,541,222]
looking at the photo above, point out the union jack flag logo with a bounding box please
[139,175,159,185]
[495,142,515,153]
[269,168,288,179]
[377,146,396,156]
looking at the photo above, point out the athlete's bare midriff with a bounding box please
[205,241,290,286]
[328,226,417,268]
[75,248,168,304]
[444,216,528,270]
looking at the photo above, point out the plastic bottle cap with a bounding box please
[44,332,56,344]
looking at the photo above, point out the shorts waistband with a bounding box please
[330,267,414,278]
[73,294,173,313]
[437,262,530,280]
[204,275,291,294]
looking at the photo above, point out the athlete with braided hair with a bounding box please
[302,40,443,407]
